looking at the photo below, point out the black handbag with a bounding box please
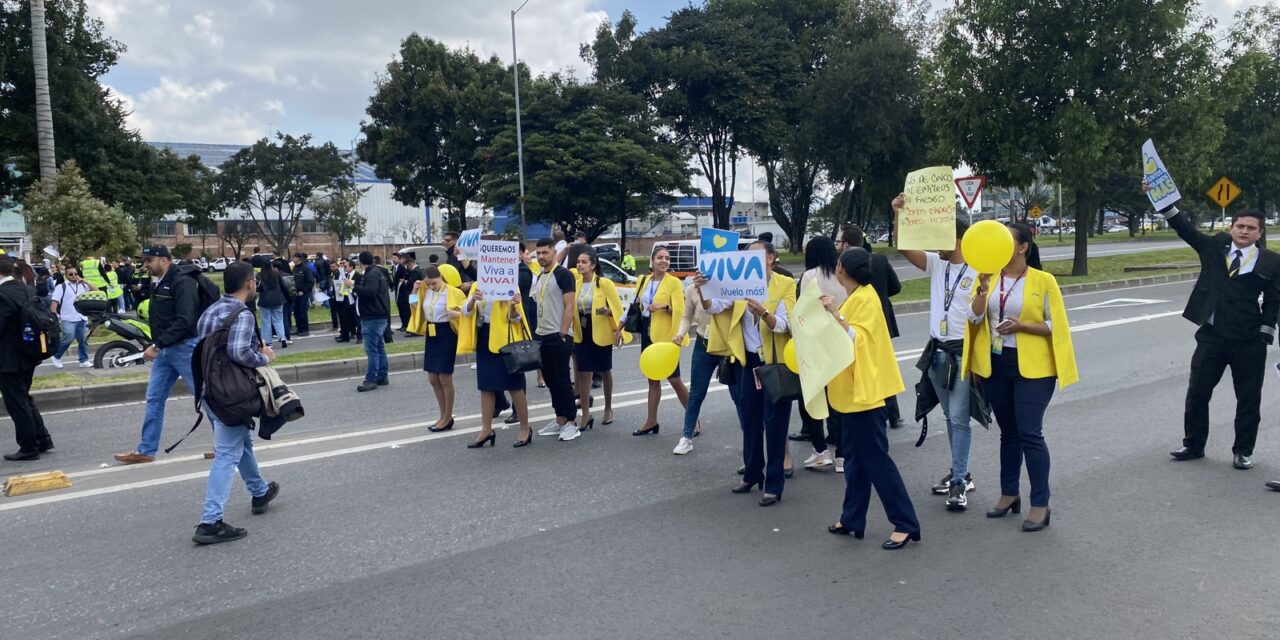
[499,321,542,374]
[757,337,801,404]
[622,275,646,333]
[717,359,738,386]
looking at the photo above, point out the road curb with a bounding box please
[888,270,1198,315]
[5,349,478,416]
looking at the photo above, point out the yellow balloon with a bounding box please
[783,340,799,374]
[438,264,462,288]
[961,220,1016,274]
[639,342,680,381]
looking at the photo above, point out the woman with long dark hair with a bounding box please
[256,261,290,348]
[968,222,1077,532]
[572,248,628,431]
[797,236,847,471]
[633,246,690,436]
[823,248,919,548]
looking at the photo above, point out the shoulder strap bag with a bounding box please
[499,314,543,374]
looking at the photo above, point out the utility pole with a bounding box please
[511,0,531,242]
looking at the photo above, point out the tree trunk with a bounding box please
[1072,186,1094,276]
[29,0,56,184]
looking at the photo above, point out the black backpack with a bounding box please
[179,264,221,315]
[19,287,61,360]
[165,306,262,453]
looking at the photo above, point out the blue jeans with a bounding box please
[361,318,389,382]
[260,305,286,344]
[201,404,269,524]
[682,337,721,438]
[55,319,89,363]
[137,338,198,456]
[927,349,972,483]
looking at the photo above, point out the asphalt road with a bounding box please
[889,238,1186,281]
[3,280,1279,640]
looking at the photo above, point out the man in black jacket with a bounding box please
[350,251,391,392]
[115,246,202,464]
[1151,186,1280,471]
[395,252,422,332]
[291,252,315,336]
[0,256,53,461]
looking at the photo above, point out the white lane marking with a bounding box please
[1070,298,1168,311]
[0,386,732,512]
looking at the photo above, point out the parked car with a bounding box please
[1105,225,1129,233]
[209,257,232,272]
[194,257,209,271]
[592,242,621,263]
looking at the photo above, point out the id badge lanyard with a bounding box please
[940,263,968,337]
[426,288,441,336]
[992,271,1024,355]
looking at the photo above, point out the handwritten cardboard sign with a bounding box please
[698,249,768,301]
[897,166,957,251]
[475,239,520,300]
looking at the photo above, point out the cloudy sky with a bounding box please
[91,0,1260,202]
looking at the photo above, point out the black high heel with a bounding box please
[1021,508,1051,532]
[758,493,781,507]
[513,432,533,448]
[827,524,864,539]
[632,424,660,436]
[428,418,455,433]
[467,432,496,449]
[881,531,921,550]
[986,496,1022,518]
[602,411,614,425]
[731,481,761,494]
[581,418,595,431]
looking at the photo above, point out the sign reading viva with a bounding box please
[697,249,768,301]
[1142,139,1181,211]
[475,239,521,300]
[897,166,957,251]
[456,229,482,259]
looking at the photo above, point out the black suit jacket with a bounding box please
[0,280,41,373]
[869,254,902,338]
[1168,211,1280,342]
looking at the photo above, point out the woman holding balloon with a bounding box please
[572,248,628,430]
[822,247,919,548]
[458,285,534,449]
[633,247,690,436]
[967,221,1078,532]
[697,241,796,507]
[408,265,466,433]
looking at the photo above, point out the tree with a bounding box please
[358,35,511,232]
[213,133,351,255]
[310,184,369,251]
[27,0,55,182]
[927,0,1224,275]
[218,220,255,260]
[1220,5,1280,214]
[23,160,136,261]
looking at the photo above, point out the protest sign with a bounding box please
[897,166,957,250]
[1142,139,1181,211]
[700,227,740,255]
[457,229,482,259]
[475,239,521,299]
[791,285,854,420]
[697,249,768,301]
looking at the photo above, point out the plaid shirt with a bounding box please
[196,295,269,369]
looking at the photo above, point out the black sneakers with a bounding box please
[932,471,975,495]
[376,378,389,386]
[357,380,378,392]
[252,481,280,515]
[193,520,247,545]
[946,482,968,511]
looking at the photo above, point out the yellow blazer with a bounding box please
[637,273,688,347]
[706,274,796,365]
[456,290,533,356]
[573,275,634,347]
[964,268,1079,388]
[406,284,465,337]
[827,285,905,414]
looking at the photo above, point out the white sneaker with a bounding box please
[673,437,694,455]
[834,457,845,474]
[50,357,63,369]
[803,450,834,469]
[558,423,581,441]
[537,421,564,437]
[79,360,93,368]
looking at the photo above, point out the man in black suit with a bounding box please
[395,251,422,332]
[1152,186,1280,471]
[0,256,53,461]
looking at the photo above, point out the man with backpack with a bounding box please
[115,245,215,465]
[0,256,55,460]
[191,260,279,544]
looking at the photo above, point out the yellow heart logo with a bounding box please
[712,235,727,249]
[1144,157,1157,174]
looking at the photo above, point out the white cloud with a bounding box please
[182,12,222,49]
[108,77,264,144]
[263,99,286,115]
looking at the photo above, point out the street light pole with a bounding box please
[511,0,530,241]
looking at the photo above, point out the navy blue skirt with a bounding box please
[476,324,527,393]
[423,322,457,374]
[639,316,680,379]
[574,314,613,373]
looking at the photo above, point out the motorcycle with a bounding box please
[75,292,153,369]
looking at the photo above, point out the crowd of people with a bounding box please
[4,184,1280,546]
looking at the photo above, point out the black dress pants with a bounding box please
[0,369,51,453]
[537,333,576,421]
[1184,325,1267,455]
